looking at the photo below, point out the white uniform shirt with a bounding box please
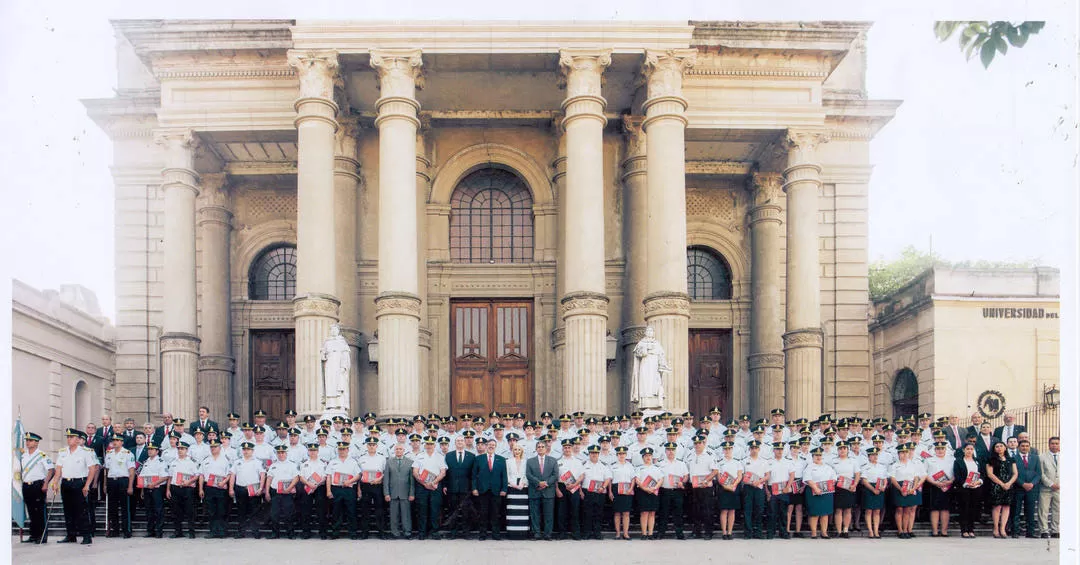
[767,458,796,490]
[188,442,210,464]
[860,461,889,490]
[803,462,837,489]
[581,460,612,492]
[742,456,770,488]
[410,452,447,486]
[889,459,924,483]
[326,457,362,486]
[56,446,98,479]
[557,457,585,486]
[232,457,265,488]
[609,461,636,491]
[198,453,233,488]
[830,456,859,490]
[138,456,169,487]
[715,456,744,487]
[168,457,200,486]
[923,455,955,483]
[686,451,721,486]
[357,453,388,483]
[267,459,300,492]
[635,464,664,492]
[300,458,328,489]
[21,449,55,482]
[657,458,690,489]
[103,448,136,479]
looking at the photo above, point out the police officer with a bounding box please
[656,441,689,540]
[166,442,199,538]
[357,437,388,539]
[137,442,168,538]
[50,428,99,545]
[742,439,769,539]
[581,445,611,540]
[685,435,719,540]
[231,441,266,538]
[102,434,135,538]
[766,441,795,539]
[266,444,300,539]
[298,443,329,539]
[326,441,362,539]
[19,432,55,544]
[198,439,233,538]
[555,438,584,540]
[411,437,447,539]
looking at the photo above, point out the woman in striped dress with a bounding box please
[504,445,530,539]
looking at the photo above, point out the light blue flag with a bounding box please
[12,417,26,528]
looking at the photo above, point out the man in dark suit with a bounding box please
[188,406,219,436]
[152,413,177,447]
[943,415,965,451]
[994,414,1026,443]
[443,436,476,538]
[1013,439,1041,538]
[965,413,984,440]
[120,418,138,450]
[526,440,559,540]
[471,438,507,540]
[93,415,115,458]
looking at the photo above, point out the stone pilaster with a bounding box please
[289,49,342,416]
[558,49,611,415]
[621,115,648,408]
[551,116,568,410]
[371,49,423,418]
[782,129,829,418]
[641,48,696,413]
[747,172,785,418]
[155,128,201,419]
[416,127,433,412]
[334,117,362,404]
[197,173,234,417]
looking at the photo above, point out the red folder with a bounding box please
[875,478,887,490]
[836,476,851,490]
[417,469,436,485]
[277,481,290,493]
[964,471,980,487]
[205,474,226,488]
[617,482,634,495]
[932,470,947,482]
[641,475,657,489]
[246,484,258,496]
[586,480,603,493]
[742,472,759,485]
[899,480,912,495]
[770,482,784,495]
[793,479,805,494]
[174,472,193,486]
[822,480,836,494]
[136,476,146,489]
[304,473,323,494]
[361,470,383,483]
[559,470,575,484]
[691,475,709,488]
[666,474,683,488]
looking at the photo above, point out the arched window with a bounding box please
[74,380,89,429]
[892,368,919,420]
[450,168,534,263]
[249,245,297,300]
[686,246,733,300]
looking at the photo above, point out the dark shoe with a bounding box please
[81,538,92,545]
[821,535,831,540]
[189,531,196,539]
[20,538,36,543]
[122,532,132,539]
[704,535,713,540]
[171,532,184,539]
[676,533,686,540]
[105,532,118,538]
[265,532,278,540]
[478,534,487,541]
[1010,534,1019,539]
[57,537,76,543]
[1041,533,1050,539]
[1026,534,1037,539]
[1052,533,1060,538]
[155,532,164,539]
[780,532,791,539]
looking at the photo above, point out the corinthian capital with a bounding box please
[558,48,612,98]
[621,115,646,159]
[154,128,200,171]
[287,49,340,100]
[370,49,424,99]
[641,49,697,99]
[782,129,830,167]
[749,172,784,207]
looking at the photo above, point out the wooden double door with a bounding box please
[451,299,533,417]
[688,329,733,420]
[251,329,295,423]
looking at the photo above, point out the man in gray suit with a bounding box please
[1038,436,1060,538]
[526,440,559,540]
[383,443,416,539]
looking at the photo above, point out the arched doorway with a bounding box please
[891,368,919,420]
[74,380,90,428]
[687,246,734,420]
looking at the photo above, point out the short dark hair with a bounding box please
[1019,439,1030,446]
[199,406,210,413]
[1049,436,1060,443]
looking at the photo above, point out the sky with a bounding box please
[0,1,1076,323]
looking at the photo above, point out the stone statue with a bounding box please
[320,323,351,414]
[630,325,670,410]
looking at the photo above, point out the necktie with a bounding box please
[1023,455,1028,466]
[1053,454,1057,466]
[458,452,462,464]
[489,455,493,471]
[539,456,544,474]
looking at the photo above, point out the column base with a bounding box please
[748,352,784,419]
[783,328,823,418]
[161,333,200,419]
[197,355,234,419]
[561,292,608,415]
[375,292,421,419]
[294,294,341,417]
[643,292,690,413]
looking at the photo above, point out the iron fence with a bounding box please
[958,403,1060,450]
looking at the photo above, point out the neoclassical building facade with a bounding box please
[86,20,898,424]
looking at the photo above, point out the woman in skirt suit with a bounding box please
[788,438,810,537]
[831,440,860,538]
[608,446,635,540]
[889,443,925,539]
[634,448,663,539]
[985,440,1017,539]
[923,441,955,537]
[859,447,888,539]
[803,447,837,539]
[952,443,984,538]
[715,441,744,540]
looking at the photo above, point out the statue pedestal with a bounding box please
[634,396,664,419]
[320,403,348,423]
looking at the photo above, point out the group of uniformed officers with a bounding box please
[17,405,1054,544]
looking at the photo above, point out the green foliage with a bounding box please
[933,21,1045,68]
[869,246,1040,300]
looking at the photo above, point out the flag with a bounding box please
[12,417,26,527]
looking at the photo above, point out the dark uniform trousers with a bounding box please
[556,484,581,539]
[657,488,685,537]
[203,487,229,537]
[474,491,501,538]
[105,478,132,535]
[270,491,295,536]
[86,474,100,535]
[743,486,766,538]
[358,484,386,537]
[445,491,470,535]
[297,488,329,537]
[582,491,605,539]
[766,491,790,538]
[170,485,195,535]
[413,481,442,537]
[690,486,714,537]
[330,486,358,537]
[60,478,92,541]
[21,480,48,542]
[233,486,260,536]
[143,485,165,535]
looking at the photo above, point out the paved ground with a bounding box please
[10,535,1061,564]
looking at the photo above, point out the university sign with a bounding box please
[982,307,1058,319]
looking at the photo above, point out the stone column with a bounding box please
[620,116,648,408]
[197,173,234,417]
[558,49,611,416]
[641,49,696,413]
[371,49,423,418]
[782,130,829,418]
[551,117,568,411]
[416,127,433,412]
[156,128,201,420]
[747,172,785,418]
[334,117,362,408]
[288,49,342,417]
